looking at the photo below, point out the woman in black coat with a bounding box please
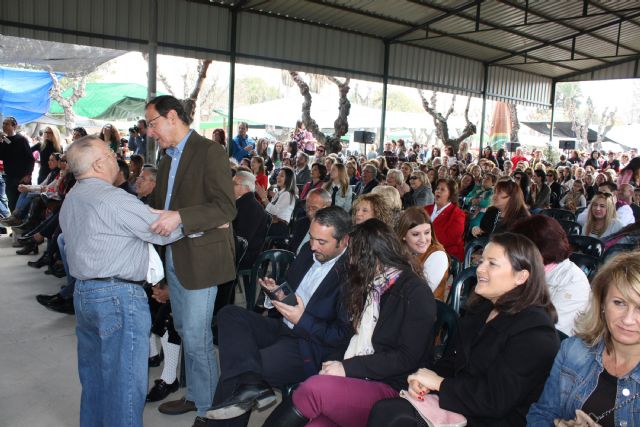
[263,219,436,427]
[368,232,560,427]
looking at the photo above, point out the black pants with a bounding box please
[209,305,308,427]
[367,398,425,427]
[5,176,20,212]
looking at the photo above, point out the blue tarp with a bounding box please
[0,66,61,125]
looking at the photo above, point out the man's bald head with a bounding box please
[67,135,118,183]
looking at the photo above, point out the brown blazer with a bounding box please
[152,131,237,289]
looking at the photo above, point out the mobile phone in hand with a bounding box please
[266,281,297,306]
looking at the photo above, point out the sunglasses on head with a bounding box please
[596,191,613,198]
[409,176,419,180]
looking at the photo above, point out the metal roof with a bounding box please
[1,0,639,107]
[219,0,640,80]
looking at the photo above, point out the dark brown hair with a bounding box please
[470,232,557,322]
[435,178,459,206]
[494,179,529,226]
[345,219,415,330]
[510,215,571,264]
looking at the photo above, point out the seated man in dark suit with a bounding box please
[288,187,331,254]
[354,163,379,196]
[232,170,269,269]
[204,207,352,427]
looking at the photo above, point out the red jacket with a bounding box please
[425,203,466,261]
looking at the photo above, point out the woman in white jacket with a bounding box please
[511,215,590,336]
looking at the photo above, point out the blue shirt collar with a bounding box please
[166,130,192,158]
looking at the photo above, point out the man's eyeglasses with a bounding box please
[147,114,163,129]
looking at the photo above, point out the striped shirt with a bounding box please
[60,177,183,281]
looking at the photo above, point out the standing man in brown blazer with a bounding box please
[145,96,236,427]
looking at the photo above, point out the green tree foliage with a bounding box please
[235,77,280,105]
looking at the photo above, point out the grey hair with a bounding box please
[142,166,158,181]
[66,135,103,177]
[235,170,256,192]
[386,169,404,184]
[363,164,378,175]
[307,188,331,205]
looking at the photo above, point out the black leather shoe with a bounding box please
[158,397,197,415]
[44,266,66,278]
[148,352,164,367]
[263,398,309,427]
[37,293,64,307]
[205,382,276,420]
[16,244,38,255]
[192,416,216,427]
[146,379,180,402]
[45,297,75,315]
[28,253,50,269]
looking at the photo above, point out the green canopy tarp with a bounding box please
[50,83,163,121]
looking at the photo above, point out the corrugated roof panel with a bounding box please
[486,66,552,106]
[430,14,478,34]
[560,57,639,82]
[462,30,538,53]
[388,43,484,95]
[479,1,525,27]
[527,1,586,18]
[615,21,640,51]
[236,12,384,80]
[409,36,505,61]
[335,0,443,24]
[524,45,575,62]
[574,34,619,57]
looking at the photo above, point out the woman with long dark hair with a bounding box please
[300,162,327,200]
[265,166,297,236]
[397,207,449,300]
[370,232,560,427]
[263,219,436,427]
[471,178,530,238]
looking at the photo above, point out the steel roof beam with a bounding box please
[555,53,640,81]
[407,0,607,66]
[496,0,640,56]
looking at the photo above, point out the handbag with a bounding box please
[399,390,467,427]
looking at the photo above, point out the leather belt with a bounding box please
[90,277,146,286]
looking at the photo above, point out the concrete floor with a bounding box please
[0,233,273,427]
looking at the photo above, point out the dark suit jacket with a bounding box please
[425,204,465,261]
[342,270,436,391]
[152,131,237,289]
[436,300,559,426]
[355,179,378,196]
[233,192,269,269]
[286,244,352,377]
[288,215,310,253]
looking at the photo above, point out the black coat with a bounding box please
[435,299,559,426]
[286,245,353,377]
[0,133,34,179]
[233,192,269,269]
[342,270,436,391]
[355,179,379,196]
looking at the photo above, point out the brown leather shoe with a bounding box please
[158,397,197,415]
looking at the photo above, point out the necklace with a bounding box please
[589,392,640,423]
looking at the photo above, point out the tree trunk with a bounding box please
[289,71,351,154]
[48,71,86,133]
[182,59,212,124]
[418,90,476,152]
[508,104,520,143]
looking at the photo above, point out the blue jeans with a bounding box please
[165,247,218,415]
[57,234,76,299]
[0,174,9,217]
[74,279,151,427]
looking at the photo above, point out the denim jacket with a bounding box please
[527,336,640,427]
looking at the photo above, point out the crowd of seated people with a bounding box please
[3,126,640,427]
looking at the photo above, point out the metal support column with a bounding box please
[378,40,390,154]
[227,9,238,157]
[478,63,489,156]
[146,0,158,164]
[549,81,557,143]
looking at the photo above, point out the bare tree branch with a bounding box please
[419,90,476,151]
[182,59,212,123]
[48,71,86,133]
[509,103,520,143]
[290,71,327,147]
